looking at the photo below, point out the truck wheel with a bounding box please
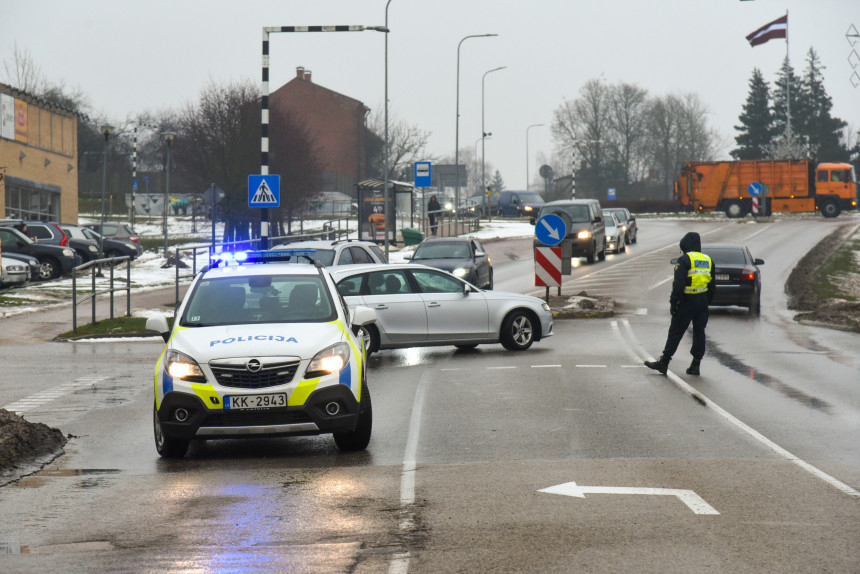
[334,382,372,451]
[724,201,745,218]
[820,200,841,218]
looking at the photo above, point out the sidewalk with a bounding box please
[0,286,185,343]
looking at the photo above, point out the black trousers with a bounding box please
[661,294,709,360]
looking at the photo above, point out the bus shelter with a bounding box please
[356,179,415,244]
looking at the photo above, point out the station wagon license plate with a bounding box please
[225,393,287,410]
[715,274,730,281]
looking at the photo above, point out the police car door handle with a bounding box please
[374,304,389,310]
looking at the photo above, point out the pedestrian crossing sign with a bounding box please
[248,175,280,207]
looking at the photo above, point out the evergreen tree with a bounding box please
[799,48,848,160]
[490,170,505,194]
[771,57,804,146]
[732,68,775,160]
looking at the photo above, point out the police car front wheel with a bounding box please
[154,403,190,458]
[333,383,373,451]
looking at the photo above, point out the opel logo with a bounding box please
[246,359,262,373]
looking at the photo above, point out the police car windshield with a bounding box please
[181,275,336,326]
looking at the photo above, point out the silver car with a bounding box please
[331,263,553,353]
[1,255,31,287]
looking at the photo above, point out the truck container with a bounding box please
[674,159,858,218]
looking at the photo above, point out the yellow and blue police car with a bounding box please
[145,250,377,458]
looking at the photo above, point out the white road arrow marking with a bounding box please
[538,481,719,515]
[540,218,560,241]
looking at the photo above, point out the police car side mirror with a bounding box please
[351,305,377,328]
[146,314,171,343]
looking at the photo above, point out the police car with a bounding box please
[145,250,377,458]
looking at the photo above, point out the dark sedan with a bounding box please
[0,227,78,279]
[703,242,764,315]
[62,224,143,262]
[406,237,493,290]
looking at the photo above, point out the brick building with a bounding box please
[0,82,79,222]
[269,67,380,197]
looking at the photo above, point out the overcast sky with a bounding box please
[4,1,858,193]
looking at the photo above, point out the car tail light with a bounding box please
[52,223,69,246]
[741,267,757,281]
[129,235,140,243]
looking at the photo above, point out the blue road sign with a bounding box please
[608,187,616,200]
[748,182,763,197]
[535,214,567,246]
[248,175,280,208]
[414,162,432,187]
[132,179,139,192]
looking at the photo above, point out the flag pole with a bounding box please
[785,9,791,141]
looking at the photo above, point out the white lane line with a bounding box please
[440,368,464,371]
[487,366,517,370]
[3,377,108,414]
[390,370,431,574]
[619,318,860,499]
[575,365,606,368]
[531,364,562,368]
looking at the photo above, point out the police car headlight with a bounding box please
[452,267,470,278]
[577,231,591,240]
[306,342,350,378]
[166,350,205,380]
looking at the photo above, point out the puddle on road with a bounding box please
[706,342,832,413]
[14,469,121,489]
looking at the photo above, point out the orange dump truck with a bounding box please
[675,159,858,218]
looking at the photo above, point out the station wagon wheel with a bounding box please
[153,403,189,458]
[500,309,536,351]
[39,257,61,280]
[334,382,372,451]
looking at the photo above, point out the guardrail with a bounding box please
[71,256,132,334]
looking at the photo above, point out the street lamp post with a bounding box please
[482,66,505,222]
[525,123,545,191]
[383,0,393,258]
[455,33,497,232]
[161,131,176,263]
[99,125,114,259]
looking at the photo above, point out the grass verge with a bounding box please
[56,315,172,339]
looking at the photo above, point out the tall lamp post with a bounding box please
[99,125,114,259]
[482,66,505,221]
[455,33,497,231]
[161,131,176,263]
[383,0,394,258]
[525,123,544,191]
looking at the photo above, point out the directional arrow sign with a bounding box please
[535,213,566,246]
[538,481,719,515]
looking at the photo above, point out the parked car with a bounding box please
[533,198,606,264]
[0,220,80,258]
[702,243,764,315]
[458,193,492,218]
[332,263,553,354]
[272,239,387,267]
[496,190,545,218]
[602,210,627,254]
[61,224,143,262]
[53,224,100,264]
[0,226,77,279]
[2,252,42,281]
[406,236,493,290]
[602,207,637,244]
[1,255,30,287]
[85,222,141,244]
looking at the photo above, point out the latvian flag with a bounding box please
[746,15,787,47]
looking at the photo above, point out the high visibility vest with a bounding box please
[685,252,712,294]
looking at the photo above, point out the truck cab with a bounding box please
[815,163,859,217]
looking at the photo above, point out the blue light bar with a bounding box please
[209,249,318,267]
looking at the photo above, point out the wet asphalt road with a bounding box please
[0,217,858,573]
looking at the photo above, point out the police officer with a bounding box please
[645,231,715,376]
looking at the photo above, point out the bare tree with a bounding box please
[1,43,47,94]
[367,107,436,181]
[607,83,650,186]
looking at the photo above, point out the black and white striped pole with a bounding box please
[260,24,388,250]
[131,122,159,230]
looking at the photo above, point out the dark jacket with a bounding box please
[669,232,715,309]
[427,198,442,221]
